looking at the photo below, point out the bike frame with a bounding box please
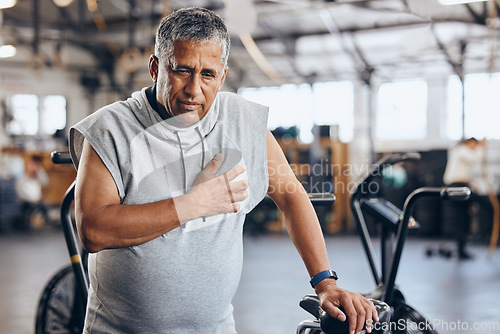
[350,153,470,304]
[50,151,88,309]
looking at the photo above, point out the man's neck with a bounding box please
[146,84,170,120]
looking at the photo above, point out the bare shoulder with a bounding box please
[76,139,120,204]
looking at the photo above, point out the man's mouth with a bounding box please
[178,101,201,111]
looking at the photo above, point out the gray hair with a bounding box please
[155,7,231,68]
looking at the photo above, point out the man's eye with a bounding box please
[174,69,190,76]
[202,72,216,78]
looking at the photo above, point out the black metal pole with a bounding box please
[60,183,89,307]
[33,0,40,55]
[460,74,465,140]
[383,188,441,303]
[351,194,381,286]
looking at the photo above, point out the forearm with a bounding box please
[76,191,200,252]
[275,182,331,278]
[266,130,331,278]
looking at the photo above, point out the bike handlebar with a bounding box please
[298,294,392,334]
[308,193,336,206]
[440,186,471,200]
[352,152,421,200]
[400,186,471,226]
[51,151,72,165]
[383,186,470,302]
[381,152,421,166]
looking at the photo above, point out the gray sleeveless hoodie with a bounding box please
[69,88,269,333]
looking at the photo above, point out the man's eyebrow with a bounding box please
[171,64,193,71]
[170,64,219,75]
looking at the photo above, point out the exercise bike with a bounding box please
[296,153,471,334]
[35,151,87,334]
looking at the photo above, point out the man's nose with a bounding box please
[184,74,202,97]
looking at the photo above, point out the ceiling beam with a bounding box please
[252,17,490,43]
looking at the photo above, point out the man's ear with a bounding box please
[219,66,228,88]
[148,55,159,83]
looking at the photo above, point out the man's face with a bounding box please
[150,40,227,127]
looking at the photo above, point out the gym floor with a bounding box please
[1,228,499,334]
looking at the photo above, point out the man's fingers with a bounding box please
[316,285,379,334]
[321,303,346,323]
[352,299,367,334]
[206,153,223,175]
[230,189,248,203]
[364,300,378,333]
[230,179,249,193]
[347,311,358,334]
[224,164,246,181]
[223,174,235,202]
[365,318,374,334]
[223,177,248,204]
[371,301,379,322]
[194,154,224,186]
[221,165,248,208]
[323,301,377,334]
[189,155,250,217]
[337,296,359,334]
[231,203,240,213]
[345,298,377,334]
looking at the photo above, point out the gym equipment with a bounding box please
[35,151,86,334]
[297,153,471,334]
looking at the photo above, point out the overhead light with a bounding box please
[438,0,488,5]
[0,45,16,58]
[0,0,17,9]
[52,0,74,7]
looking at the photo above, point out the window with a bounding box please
[239,81,354,143]
[7,94,39,135]
[446,73,500,140]
[6,94,67,136]
[41,95,67,135]
[312,81,354,142]
[376,79,428,141]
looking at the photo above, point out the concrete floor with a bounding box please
[1,228,500,334]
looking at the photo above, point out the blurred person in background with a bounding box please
[15,155,49,230]
[443,137,486,259]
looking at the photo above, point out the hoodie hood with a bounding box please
[142,88,220,151]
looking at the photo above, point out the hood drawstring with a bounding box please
[173,131,188,196]
[174,130,188,229]
[195,126,207,223]
[174,127,207,226]
[195,126,206,169]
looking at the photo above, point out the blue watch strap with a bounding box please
[310,269,338,288]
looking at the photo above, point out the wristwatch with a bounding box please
[310,269,338,288]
